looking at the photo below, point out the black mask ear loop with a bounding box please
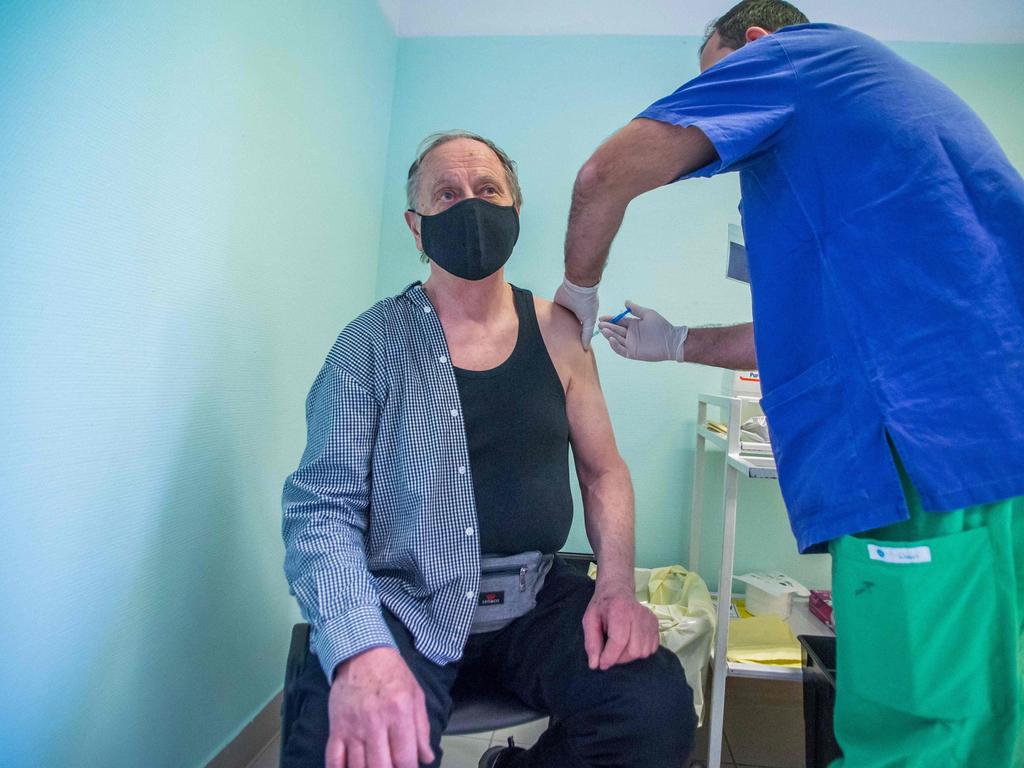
[408,208,428,261]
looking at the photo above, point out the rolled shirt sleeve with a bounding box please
[282,362,395,681]
[637,35,798,179]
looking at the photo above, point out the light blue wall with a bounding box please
[0,2,396,766]
[2,9,1021,764]
[377,36,1024,590]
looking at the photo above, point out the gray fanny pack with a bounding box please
[470,551,555,635]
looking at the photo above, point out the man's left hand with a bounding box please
[582,584,660,671]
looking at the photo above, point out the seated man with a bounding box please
[280,130,695,768]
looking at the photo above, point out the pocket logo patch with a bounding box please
[867,544,932,564]
[479,591,505,606]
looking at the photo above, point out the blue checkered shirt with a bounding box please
[282,283,481,681]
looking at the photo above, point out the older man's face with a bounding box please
[407,137,516,253]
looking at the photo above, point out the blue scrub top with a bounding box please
[638,24,1024,552]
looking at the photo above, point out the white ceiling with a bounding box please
[376,0,1024,43]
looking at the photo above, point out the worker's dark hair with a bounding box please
[701,0,809,53]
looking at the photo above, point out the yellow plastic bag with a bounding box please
[589,564,716,723]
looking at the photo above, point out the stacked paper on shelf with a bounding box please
[705,421,728,435]
[711,596,754,620]
[739,415,772,455]
[726,615,802,667]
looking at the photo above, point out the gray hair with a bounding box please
[406,130,523,212]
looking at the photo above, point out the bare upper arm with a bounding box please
[535,297,626,482]
[534,297,584,393]
[580,118,719,201]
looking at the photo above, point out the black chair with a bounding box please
[282,623,547,742]
[281,553,600,752]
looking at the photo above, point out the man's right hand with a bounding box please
[326,647,434,768]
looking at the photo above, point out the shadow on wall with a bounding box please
[51,350,293,767]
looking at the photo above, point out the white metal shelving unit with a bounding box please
[689,393,833,768]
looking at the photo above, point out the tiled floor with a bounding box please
[689,677,805,768]
[246,677,805,768]
[438,715,550,767]
[247,719,548,768]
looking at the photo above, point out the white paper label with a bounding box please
[867,544,932,564]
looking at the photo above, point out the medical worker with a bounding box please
[553,1,1024,765]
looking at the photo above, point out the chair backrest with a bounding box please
[283,623,546,738]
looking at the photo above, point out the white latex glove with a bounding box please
[554,277,600,350]
[598,301,688,362]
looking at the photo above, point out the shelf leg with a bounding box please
[689,401,707,572]
[706,464,740,768]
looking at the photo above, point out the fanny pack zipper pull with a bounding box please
[519,566,527,591]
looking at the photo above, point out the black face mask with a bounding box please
[411,198,520,281]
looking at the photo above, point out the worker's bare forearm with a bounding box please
[564,121,719,288]
[684,323,758,370]
[580,461,636,593]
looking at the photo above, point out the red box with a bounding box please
[809,590,834,630]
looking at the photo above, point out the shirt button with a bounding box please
[438,356,447,364]
[423,306,432,314]
[465,527,474,537]
[458,466,466,475]
[466,590,475,601]
[450,408,459,417]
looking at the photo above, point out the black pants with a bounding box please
[281,559,696,768]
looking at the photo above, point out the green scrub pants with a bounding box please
[829,457,1024,768]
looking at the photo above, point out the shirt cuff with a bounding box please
[313,605,397,683]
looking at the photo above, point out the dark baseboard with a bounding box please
[206,690,282,768]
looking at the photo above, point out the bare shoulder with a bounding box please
[533,295,589,361]
[531,294,597,397]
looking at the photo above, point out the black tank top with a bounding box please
[453,286,573,555]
